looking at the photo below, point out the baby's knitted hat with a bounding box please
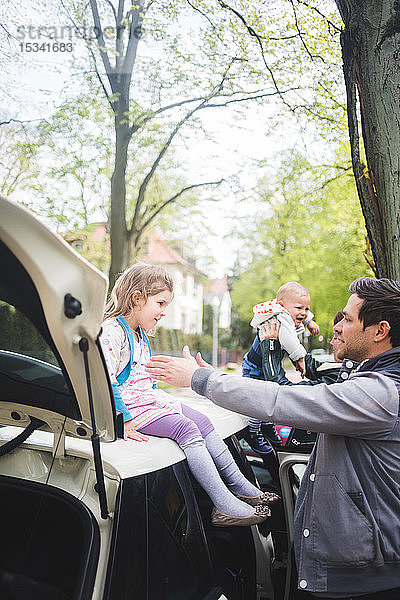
[250,299,285,329]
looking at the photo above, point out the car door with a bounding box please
[277,451,310,600]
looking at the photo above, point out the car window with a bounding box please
[0,301,59,365]
[0,239,81,420]
[0,301,80,420]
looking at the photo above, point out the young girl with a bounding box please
[101,263,277,527]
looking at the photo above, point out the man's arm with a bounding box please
[190,368,399,439]
[261,339,341,386]
[260,318,340,386]
[146,347,397,438]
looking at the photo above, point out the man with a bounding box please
[242,311,346,480]
[146,278,400,599]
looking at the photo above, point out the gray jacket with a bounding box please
[191,347,400,597]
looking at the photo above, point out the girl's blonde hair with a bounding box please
[104,263,174,320]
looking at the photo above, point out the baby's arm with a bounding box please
[295,357,306,378]
[277,314,307,362]
[307,320,320,336]
[302,310,319,336]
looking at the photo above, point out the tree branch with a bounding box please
[216,0,295,112]
[130,55,241,232]
[122,1,145,83]
[204,87,300,108]
[135,179,224,242]
[130,98,209,233]
[288,0,323,62]
[296,0,342,33]
[114,0,124,73]
[0,118,37,127]
[60,0,114,107]
[129,96,208,135]
[89,0,114,85]
[186,0,218,33]
[130,86,298,133]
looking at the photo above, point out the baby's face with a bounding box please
[281,291,310,327]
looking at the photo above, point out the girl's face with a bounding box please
[132,289,172,330]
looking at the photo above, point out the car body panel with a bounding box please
[0,195,116,440]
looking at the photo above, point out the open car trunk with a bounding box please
[0,475,100,600]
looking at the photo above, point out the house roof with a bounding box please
[142,231,187,266]
[140,231,205,276]
[208,276,229,294]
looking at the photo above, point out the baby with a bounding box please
[242,282,319,452]
[250,281,319,377]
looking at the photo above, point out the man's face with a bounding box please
[281,291,310,327]
[333,294,376,362]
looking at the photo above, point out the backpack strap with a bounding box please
[114,317,157,395]
[115,316,136,386]
[140,330,157,389]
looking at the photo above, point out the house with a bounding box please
[65,223,110,273]
[205,276,232,329]
[139,231,205,335]
[65,224,230,338]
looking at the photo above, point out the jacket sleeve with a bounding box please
[242,334,264,380]
[303,310,314,326]
[304,355,341,384]
[261,341,339,387]
[261,338,293,385]
[191,368,399,439]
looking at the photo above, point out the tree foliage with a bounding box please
[61,0,349,286]
[231,150,373,349]
[0,121,40,198]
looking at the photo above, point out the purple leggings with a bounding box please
[138,404,214,446]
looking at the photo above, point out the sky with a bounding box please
[0,0,342,277]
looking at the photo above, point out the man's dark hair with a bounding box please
[348,277,400,347]
[333,311,344,326]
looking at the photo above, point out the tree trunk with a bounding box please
[336,0,400,279]
[109,97,130,289]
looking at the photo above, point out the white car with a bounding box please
[0,195,311,600]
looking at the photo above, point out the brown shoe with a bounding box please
[211,504,271,527]
[235,491,280,506]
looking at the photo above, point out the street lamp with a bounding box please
[211,296,220,368]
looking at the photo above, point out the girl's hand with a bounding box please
[124,420,148,442]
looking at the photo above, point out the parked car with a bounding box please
[310,348,334,363]
[0,195,313,600]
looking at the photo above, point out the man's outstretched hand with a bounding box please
[146,346,213,388]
